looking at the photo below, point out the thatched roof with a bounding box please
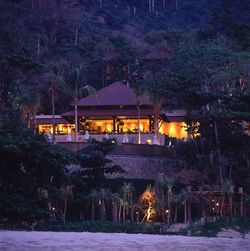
[76,81,151,107]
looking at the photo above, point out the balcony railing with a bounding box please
[54,132,165,145]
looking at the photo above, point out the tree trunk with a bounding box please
[91,202,95,221]
[118,203,122,222]
[239,187,244,216]
[123,205,126,222]
[152,0,155,13]
[74,102,78,142]
[33,111,37,134]
[148,0,151,12]
[37,34,40,59]
[99,0,103,8]
[100,200,106,221]
[63,196,68,224]
[74,28,78,46]
[51,89,56,142]
[187,200,191,223]
[162,191,165,223]
[220,196,225,217]
[174,204,178,223]
[184,201,187,223]
[80,210,84,220]
[175,0,178,10]
[27,114,31,129]
[137,100,141,144]
[214,121,223,187]
[112,203,118,222]
[130,197,134,221]
[163,0,166,8]
[154,107,159,144]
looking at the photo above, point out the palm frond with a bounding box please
[46,72,73,97]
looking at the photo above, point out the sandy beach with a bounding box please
[1,231,250,251]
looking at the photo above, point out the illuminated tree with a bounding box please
[139,185,157,223]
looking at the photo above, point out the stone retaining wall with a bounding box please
[108,154,180,180]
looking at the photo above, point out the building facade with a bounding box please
[36,81,188,144]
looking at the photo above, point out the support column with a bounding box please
[149,116,154,132]
[112,116,116,133]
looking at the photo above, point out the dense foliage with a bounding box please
[0,109,76,221]
[0,0,250,226]
[0,110,124,222]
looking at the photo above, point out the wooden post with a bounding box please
[239,187,244,216]
[112,116,116,133]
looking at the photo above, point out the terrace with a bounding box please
[35,81,188,146]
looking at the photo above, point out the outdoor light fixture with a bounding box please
[166,209,169,213]
[216,203,219,206]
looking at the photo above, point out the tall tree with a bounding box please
[47,64,96,142]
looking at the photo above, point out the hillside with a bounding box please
[0,0,250,113]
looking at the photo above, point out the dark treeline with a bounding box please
[0,0,250,114]
[0,0,250,225]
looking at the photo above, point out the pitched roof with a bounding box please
[62,108,155,118]
[76,81,151,107]
[34,115,70,124]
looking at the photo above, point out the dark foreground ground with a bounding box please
[0,231,250,251]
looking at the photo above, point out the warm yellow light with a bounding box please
[169,124,177,136]
[146,139,152,144]
[106,124,112,132]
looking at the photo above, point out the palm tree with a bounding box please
[155,173,167,223]
[60,185,74,224]
[121,182,134,221]
[47,64,96,142]
[16,85,40,130]
[165,177,175,224]
[107,191,120,222]
[49,80,57,142]
[88,189,98,221]
[220,179,234,217]
[173,191,186,223]
[99,188,107,221]
[64,65,96,142]
[131,73,145,144]
[145,73,166,144]
[46,66,66,142]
